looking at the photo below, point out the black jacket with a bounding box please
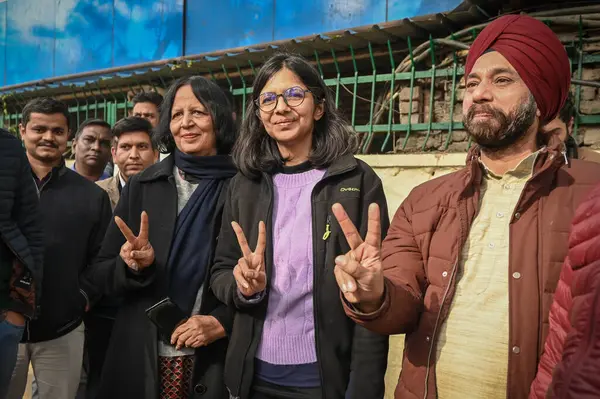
[0,130,44,318]
[27,163,111,342]
[211,154,390,399]
[83,155,233,399]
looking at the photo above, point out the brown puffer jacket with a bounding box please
[345,143,600,399]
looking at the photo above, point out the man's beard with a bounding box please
[464,93,537,152]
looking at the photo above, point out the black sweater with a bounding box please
[27,164,111,342]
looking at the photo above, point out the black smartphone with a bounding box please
[145,297,188,340]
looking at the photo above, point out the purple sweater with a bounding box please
[255,168,326,365]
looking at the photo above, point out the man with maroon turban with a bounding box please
[328,14,600,398]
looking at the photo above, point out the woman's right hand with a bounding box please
[115,211,155,271]
[231,221,267,297]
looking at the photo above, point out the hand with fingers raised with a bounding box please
[231,221,267,297]
[115,211,155,272]
[332,203,385,314]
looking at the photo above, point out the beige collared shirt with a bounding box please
[435,151,539,399]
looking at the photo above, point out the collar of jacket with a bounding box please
[459,134,567,200]
[137,154,175,183]
[262,153,358,180]
[45,159,68,181]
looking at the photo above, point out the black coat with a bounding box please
[0,129,43,318]
[84,155,232,399]
[211,154,390,399]
[28,163,111,343]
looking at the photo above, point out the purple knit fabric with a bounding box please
[255,168,326,365]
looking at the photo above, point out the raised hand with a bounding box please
[332,203,385,313]
[231,221,267,297]
[115,211,155,271]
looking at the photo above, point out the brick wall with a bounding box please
[393,65,600,152]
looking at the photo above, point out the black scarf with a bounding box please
[168,149,237,314]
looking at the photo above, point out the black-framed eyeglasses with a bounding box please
[255,86,313,112]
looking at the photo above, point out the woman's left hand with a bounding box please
[170,315,226,350]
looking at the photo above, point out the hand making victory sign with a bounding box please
[332,203,385,313]
[231,221,267,297]
[115,211,155,271]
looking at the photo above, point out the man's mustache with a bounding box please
[37,140,58,149]
[467,104,505,121]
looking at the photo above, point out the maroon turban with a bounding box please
[465,15,571,123]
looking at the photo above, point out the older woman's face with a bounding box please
[169,85,217,156]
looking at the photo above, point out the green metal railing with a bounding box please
[2,19,600,154]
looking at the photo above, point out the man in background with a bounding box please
[71,119,113,182]
[97,116,158,210]
[541,93,600,162]
[131,91,162,128]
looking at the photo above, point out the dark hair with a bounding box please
[22,97,70,129]
[112,116,156,149]
[132,91,163,108]
[155,76,236,155]
[558,93,575,125]
[233,52,358,178]
[74,118,112,140]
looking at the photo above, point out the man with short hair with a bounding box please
[131,91,162,128]
[0,129,43,399]
[97,116,159,210]
[331,15,600,398]
[541,93,600,162]
[7,98,111,399]
[71,119,113,182]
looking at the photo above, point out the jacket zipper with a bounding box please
[238,178,274,398]
[423,259,459,399]
[308,165,356,395]
[311,185,327,394]
[322,215,331,241]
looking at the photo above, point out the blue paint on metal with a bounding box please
[3,0,462,86]
[113,0,183,67]
[4,0,183,85]
[274,0,388,40]
[185,0,275,54]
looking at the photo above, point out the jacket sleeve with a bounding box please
[343,188,426,335]
[210,181,261,311]
[81,180,157,301]
[347,175,390,399]
[14,147,44,302]
[79,189,112,306]
[528,259,574,399]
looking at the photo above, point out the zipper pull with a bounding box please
[322,215,331,241]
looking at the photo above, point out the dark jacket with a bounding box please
[210,154,390,399]
[26,163,111,342]
[0,130,44,319]
[83,155,233,399]
[343,143,600,398]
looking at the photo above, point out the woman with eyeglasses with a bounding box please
[210,52,389,399]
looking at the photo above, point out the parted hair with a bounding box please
[233,52,358,178]
[154,76,236,155]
